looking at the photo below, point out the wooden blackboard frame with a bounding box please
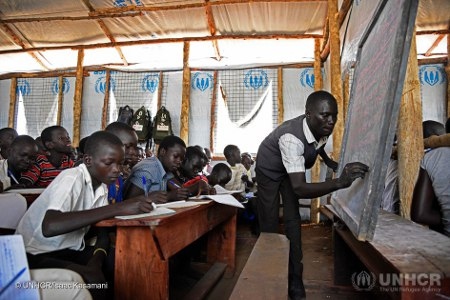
[330,0,419,241]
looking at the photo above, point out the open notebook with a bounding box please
[0,235,40,299]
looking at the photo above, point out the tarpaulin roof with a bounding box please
[0,0,448,75]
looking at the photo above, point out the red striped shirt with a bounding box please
[21,154,74,187]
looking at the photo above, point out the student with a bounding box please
[21,126,74,187]
[172,146,212,196]
[241,152,256,191]
[0,135,38,192]
[124,135,190,201]
[74,136,89,166]
[207,163,232,188]
[255,90,369,299]
[0,127,18,160]
[203,147,213,175]
[223,144,247,192]
[35,136,48,156]
[105,122,139,180]
[105,122,139,203]
[411,122,450,237]
[423,118,450,149]
[15,131,159,297]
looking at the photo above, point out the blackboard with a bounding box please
[330,0,419,241]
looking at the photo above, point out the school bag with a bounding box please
[153,106,173,143]
[117,105,134,125]
[131,106,152,142]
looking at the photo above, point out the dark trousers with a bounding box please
[256,170,305,296]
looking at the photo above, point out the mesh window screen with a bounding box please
[15,77,59,138]
[107,71,159,125]
[214,68,278,153]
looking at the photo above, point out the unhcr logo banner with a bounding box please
[419,64,447,123]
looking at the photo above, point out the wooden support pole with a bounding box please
[328,0,344,160]
[180,41,191,143]
[101,70,111,129]
[73,49,84,147]
[397,31,423,219]
[277,67,284,125]
[157,71,163,109]
[310,38,324,224]
[210,71,218,153]
[56,76,64,125]
[8,78,17,128]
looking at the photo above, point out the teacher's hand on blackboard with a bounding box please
[337,162,369,188]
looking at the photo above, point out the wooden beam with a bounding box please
[81,0,128,66]
[417,56,447,65]
[416,29,450,36]
[328,0,344,159]
[210,71,218,153]
[180,41,191,143]
[0,33,322,55]
[101,70,111,129]
[424,34,445,57]
[447,33,450,118]
[8,77,17,128]
[277,67,283,125]
[0,23,48,70]
[0,70,88,80]
[397,31,423,219]
[56,76,64,125]
[73,49,84,147]
[157,71,163,109]
[205,1,221,61]
[311,37,323,224]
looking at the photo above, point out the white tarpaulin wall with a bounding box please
[0,65,447,152]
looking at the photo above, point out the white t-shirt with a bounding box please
[16,164,108,255]
[224,162,247,192]
[0,159,11,190]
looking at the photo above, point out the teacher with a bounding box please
[255,90,369,299]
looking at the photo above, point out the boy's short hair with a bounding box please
[0,127,18,140]
[223,145,238,159]
[185,146,208,162]
[210,163,232,185]
[10,135,36,149]
[105,121,135,135]
[157,135,186,156]
[84,131,123,156]
[78,136,89,154]
[41,125,66,144]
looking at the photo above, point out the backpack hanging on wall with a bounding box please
[153,106,173,143]
[117,105,134,125]
[131,106,152,142]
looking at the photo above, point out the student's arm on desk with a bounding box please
[42,195,156,237]
[410,168,441,226]
[423,133,450,149]
[289,162,369,199]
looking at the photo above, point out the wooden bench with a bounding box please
[322,206,450,299]
[229,232,289,300]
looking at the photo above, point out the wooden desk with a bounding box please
[322,206,450,299]
[97,202,237,300]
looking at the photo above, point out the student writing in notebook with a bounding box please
[124,135,190,201]
[15,131,157,298]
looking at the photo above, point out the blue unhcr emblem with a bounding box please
[51,78,70,95]
[142,74,159,93]
[244,70,269,90]
[419,66,445,86]
[191,72,213,91]
[113,0,142,7]
[300,68,315,88]
[95,76,116,94]
[16,79,31,96]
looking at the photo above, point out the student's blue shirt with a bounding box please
[127,156,174,193]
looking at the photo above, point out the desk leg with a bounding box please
[115,227,168,300]
[207,213,236,274]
